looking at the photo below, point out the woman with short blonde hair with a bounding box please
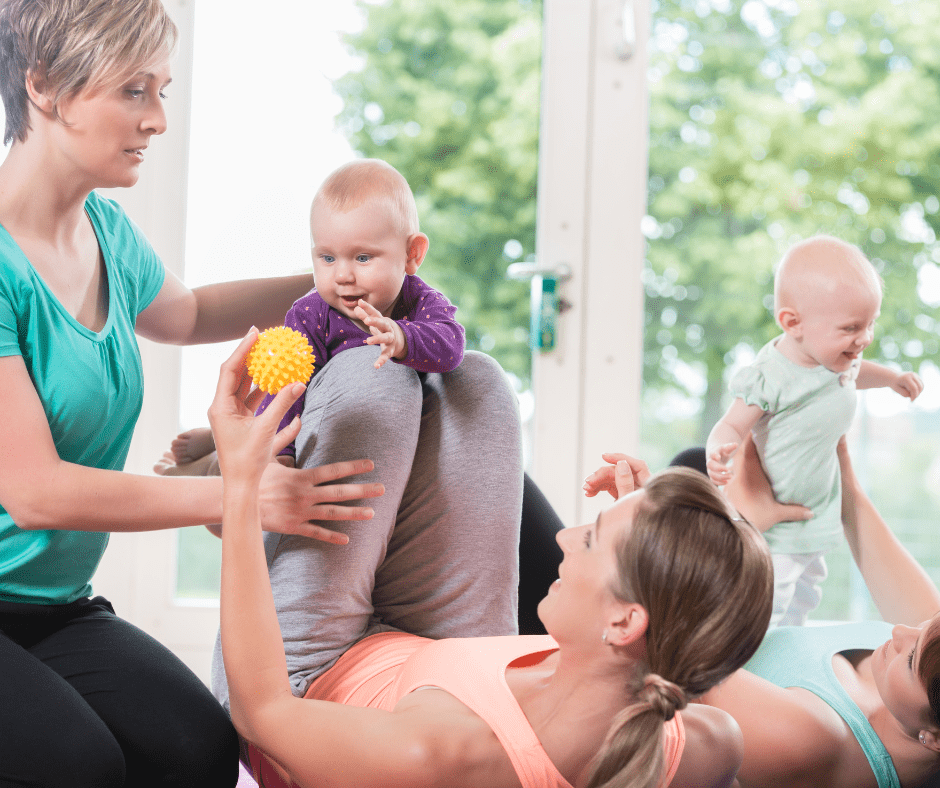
[0,1,373,784]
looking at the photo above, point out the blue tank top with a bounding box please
[745,621,899,788]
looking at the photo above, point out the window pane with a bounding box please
[174,0,359,600]
[173,0,541,599]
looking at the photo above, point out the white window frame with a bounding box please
[91,0,219,682]
[530,0,650,528]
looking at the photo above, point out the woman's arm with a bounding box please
[837,439,940,625]
[670,705,744,788]
[212,334,485,788]
[0,355,379,539]
[722,433,813,532]
[701,671,843,788]
[135,270,312,345]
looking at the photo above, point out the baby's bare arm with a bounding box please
[856,360,924,400]
[705,399,765,485]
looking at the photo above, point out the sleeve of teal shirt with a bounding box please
[87,191,166,316]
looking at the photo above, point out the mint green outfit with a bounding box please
[731,338,858,554]
[0,191,165,604]
[745,621,900,788]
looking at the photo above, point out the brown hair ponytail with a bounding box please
[584,674,687,788]
[586,467,773,788]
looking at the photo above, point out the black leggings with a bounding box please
[0,596,239,788]
[517,472,565,635]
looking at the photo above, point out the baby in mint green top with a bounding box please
[706,235,922,625]
[0,191,165,604]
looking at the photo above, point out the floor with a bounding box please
[236,762,259,788]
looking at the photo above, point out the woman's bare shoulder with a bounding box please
[702,671,850,788]
[670,704,743,788]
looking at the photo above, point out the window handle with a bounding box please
[507,263,573,352]
[616,0,636,61]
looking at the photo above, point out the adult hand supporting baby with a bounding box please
[211,329,384,545]
[723,433,812,532]
[582,452,652,500]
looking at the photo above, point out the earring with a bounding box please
[920,733,927,745]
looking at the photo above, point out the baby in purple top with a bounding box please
[259,158,465,463]
[154,159,465,471]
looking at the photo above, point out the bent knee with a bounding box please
[7,732,125,788]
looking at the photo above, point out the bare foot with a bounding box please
[170,428,216,464]
[153,450,218,477]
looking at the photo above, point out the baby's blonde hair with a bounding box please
[311,159,420,237]
[773,234,881,316]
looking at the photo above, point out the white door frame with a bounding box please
[91,0,220,683]
[530,0,650,528]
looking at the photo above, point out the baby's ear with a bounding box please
[405,233,429,274]
[777,306,802,338]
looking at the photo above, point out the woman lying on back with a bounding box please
[208,331,773,788]
[586,437,940,788]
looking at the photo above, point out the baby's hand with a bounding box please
[354,300,407,369]
[583,452,651,501]
[891,371,924,401]
[706,442,738,486]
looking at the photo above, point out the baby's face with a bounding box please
[796,283,881,373]
[310,199,413,320]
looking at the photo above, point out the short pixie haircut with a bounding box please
[0,0,178,145]
[312,159,421,237]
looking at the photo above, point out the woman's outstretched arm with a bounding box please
[0,355,377,541]
[135,271,313,345]
[211,333,485,788]
[837,439,940,626]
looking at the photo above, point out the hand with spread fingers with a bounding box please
[354,299,407,369]
[209,329,383,545]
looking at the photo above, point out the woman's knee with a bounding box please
[3,726,126,788]
[125,704,239,788]
[458,350,515,395]
[296,346,423,468]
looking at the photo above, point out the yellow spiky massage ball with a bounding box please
[246,326,315,395]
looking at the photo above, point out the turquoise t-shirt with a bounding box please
[0,191,166,604]
[746,622,899,788]
[731,337,858,554]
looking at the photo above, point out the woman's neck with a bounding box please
[869,707,940,788]
[0,140,92,241]
[837,651,940,787]
[509,647,640,784]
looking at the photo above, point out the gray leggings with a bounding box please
[212,346,523,706]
